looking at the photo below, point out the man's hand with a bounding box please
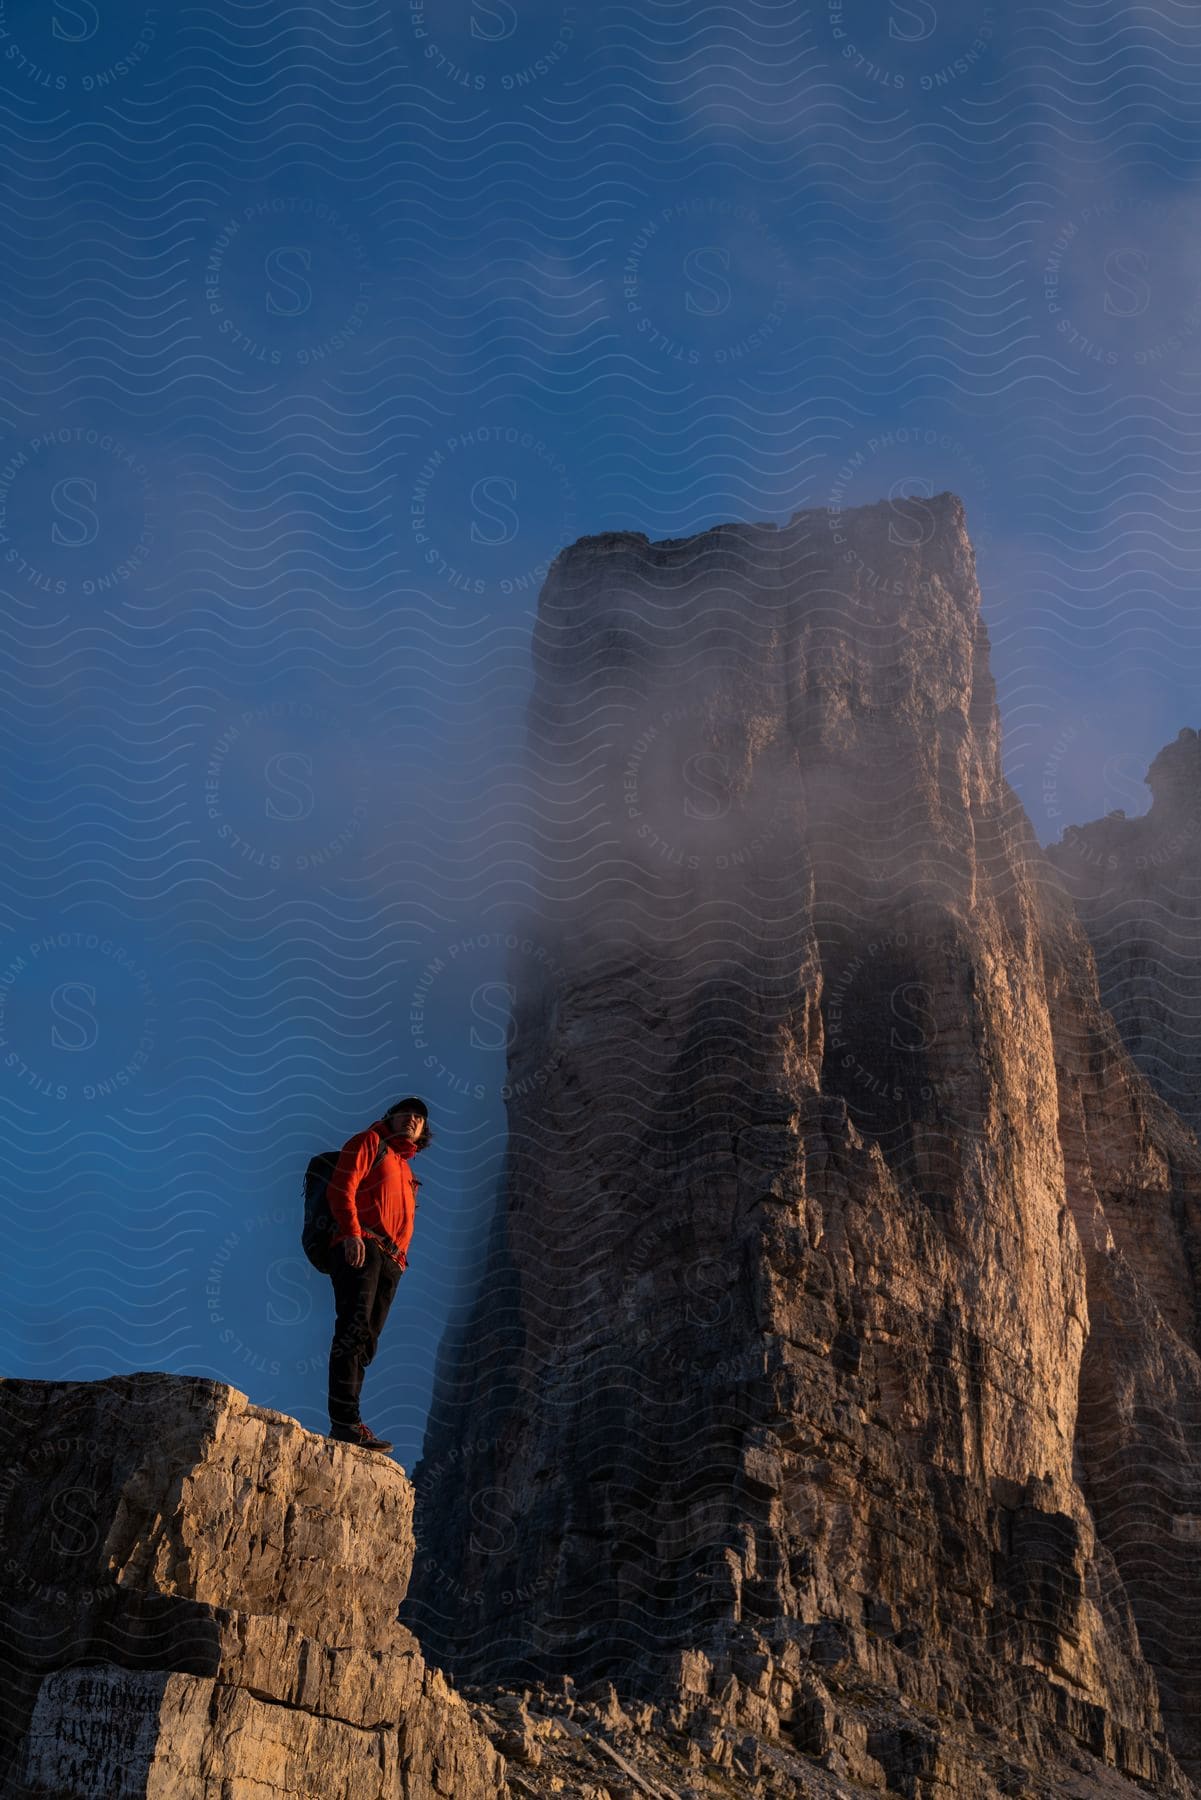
[342,1237,366,1269]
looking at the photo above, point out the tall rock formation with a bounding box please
[402,495,1201,1797]
[1045,727,1201,1134]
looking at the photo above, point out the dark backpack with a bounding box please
[301,1138,390,1274]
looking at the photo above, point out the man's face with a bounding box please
[388,1108,425,1139]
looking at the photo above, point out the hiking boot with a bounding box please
[329,1421,394,1453]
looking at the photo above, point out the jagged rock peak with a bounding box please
[553,490,969,560]
[541,492,974,612]
[1148,724,1201,814]
[1046,725,1201,1143]
[525,490,998,857]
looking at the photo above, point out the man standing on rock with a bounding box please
[325,1097,430,1453]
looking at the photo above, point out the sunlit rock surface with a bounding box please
[0,1373,508,1799]
[403,496,1201,1797]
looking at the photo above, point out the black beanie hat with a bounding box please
[387,1096,428,1120]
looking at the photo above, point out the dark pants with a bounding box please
[327,1240,401,1430]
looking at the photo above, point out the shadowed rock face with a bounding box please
[402,495,1201,1795]
[1046,726,1201,1135]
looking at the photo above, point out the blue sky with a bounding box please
[3,0,1201,1468]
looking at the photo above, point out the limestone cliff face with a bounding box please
[1045,727,1201,1135]
[403,496,1201,1797]
[0,1373,508,1799]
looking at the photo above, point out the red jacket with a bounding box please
[326,1120,419,1270]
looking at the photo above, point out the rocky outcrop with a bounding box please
[402,495,1201,1797]
[1045,726,1201,1135]
[0,1373,508,1799]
